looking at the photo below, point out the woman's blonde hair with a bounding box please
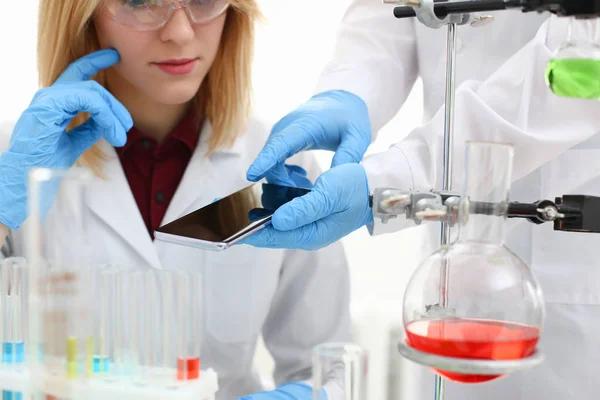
[37,0,262,176]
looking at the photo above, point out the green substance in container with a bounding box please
[545,58,600,100]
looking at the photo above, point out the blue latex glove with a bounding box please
[266,164,313,189]
[238,382,327,400]
[0,49,132,230]
[246,90,371,183]
[241,163,373,250]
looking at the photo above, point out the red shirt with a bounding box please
[116,112,200,239]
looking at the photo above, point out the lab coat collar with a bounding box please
[86,120,246,269]
[197,119,247,156]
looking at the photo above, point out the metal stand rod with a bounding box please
[435,22,458,400]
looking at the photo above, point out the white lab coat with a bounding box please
[0,118,352,400]
[316,3,600,399]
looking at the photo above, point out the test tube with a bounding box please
[1,257,28,400]
[26,167,94,393]
[141,269,179,385]
[312,343,368,400]
[125,268,175,386]
[175,270,202,381]
[65,267,95,380]
[88,265,115,377]
[136,270,155,383]
[111,267,140,380]
[152,269,179,385]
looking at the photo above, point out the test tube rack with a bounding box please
[0,366,219,400]
[0,256,218,400]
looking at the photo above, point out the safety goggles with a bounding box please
[104,0,230,31]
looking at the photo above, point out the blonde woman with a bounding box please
[0,1,349,399]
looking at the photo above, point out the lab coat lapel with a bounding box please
[86,141,162,269]
[161,121,244,225]
[161,123,214,225]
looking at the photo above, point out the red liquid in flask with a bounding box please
[177,357,200,380]
[405,318,539,384]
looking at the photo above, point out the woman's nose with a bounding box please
[159,7,195,44]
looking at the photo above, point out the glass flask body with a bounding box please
[545,16,600,100]
[402,142,545,384]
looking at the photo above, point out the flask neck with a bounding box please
[458,206,506,246]
[457,142,513,247]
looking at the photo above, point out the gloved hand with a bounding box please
[241,163,373,250]
[0,49,132,230]
[246,90,371,183]
[238,382,327,400]
[265,164,313,189]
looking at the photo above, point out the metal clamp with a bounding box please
[383,0,472,28]
[372,188,463,225]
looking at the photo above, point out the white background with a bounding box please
[0,1,432,398]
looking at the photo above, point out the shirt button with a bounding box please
[141,139,153,149]
[155,192,166,204]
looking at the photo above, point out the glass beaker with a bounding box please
[400,142,544,384]
[26,167,95,395]
[545,16,600,99]
[312,343,368,400]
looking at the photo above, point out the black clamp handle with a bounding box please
[393,0,521,19]
[393,0,600,19]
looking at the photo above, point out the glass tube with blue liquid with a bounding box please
[1,257,28,400]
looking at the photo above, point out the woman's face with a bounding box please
[93,1,228,105]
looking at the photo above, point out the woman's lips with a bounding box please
[153,58,198,75]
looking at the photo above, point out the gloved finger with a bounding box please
[83,81,134,133]
[330,125,370,168]
[270,189,334,231]
[55,88,128,147]
[285,170,313,189]
[264,164,313,188]
[280,164,313,188]
[237,225,306,249]
[262,163,294,186]
[55,49,120,84]
[67,119,105,153]
[286,164,308,177]
[246,124,315,182]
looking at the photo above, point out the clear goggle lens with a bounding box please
[105,0,230,31]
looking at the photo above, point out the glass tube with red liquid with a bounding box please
[174,270,202,381]
[401,141,545,384]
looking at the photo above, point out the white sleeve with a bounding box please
[261,245,353,386]
[314,0,419,135]
[362,16,600,234]
[261,150,353,386]
[0,121,17,259]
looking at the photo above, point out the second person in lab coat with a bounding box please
[244,1,600,399]
[0,1,351,399]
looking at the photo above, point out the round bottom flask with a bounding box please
[399,142,545,384]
